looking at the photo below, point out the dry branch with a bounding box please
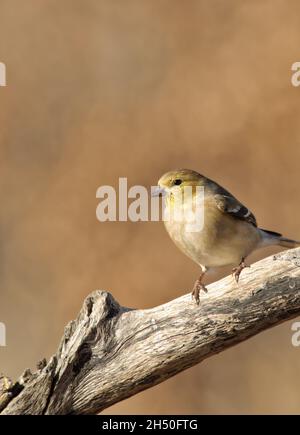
[1,248,300,415]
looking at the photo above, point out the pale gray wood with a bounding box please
[1,248,300,415]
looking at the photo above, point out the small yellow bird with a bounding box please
[154,169,300,304]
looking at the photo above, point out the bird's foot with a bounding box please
[232,260,250,283]
[192,279,208,305]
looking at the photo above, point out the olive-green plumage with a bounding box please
[156,169,299,304]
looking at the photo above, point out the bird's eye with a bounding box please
[173,179,182,186]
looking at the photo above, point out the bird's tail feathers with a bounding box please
[277,236,300,249]
[259,228,300,248]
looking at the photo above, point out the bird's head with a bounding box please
[153,169,204,198]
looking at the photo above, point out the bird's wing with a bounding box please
[214,193,257,227]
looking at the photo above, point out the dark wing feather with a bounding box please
[214,194,257,227]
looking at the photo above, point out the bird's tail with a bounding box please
[259,228,300,248]
[277,236,300,249]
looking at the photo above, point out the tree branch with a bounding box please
[1,248,300,415]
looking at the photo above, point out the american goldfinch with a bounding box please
[154,169,300,304]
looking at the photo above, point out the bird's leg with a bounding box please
[192,268,208,305]
[232,258,250,283]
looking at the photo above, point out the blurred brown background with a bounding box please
[0,0,300,414]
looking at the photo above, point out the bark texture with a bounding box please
[1,248,300,415]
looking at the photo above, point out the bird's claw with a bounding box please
[232,261,250,283]
[191,280,208,305]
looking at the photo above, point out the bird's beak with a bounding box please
[151,186,166,197]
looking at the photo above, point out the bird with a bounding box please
[153,169,300,304]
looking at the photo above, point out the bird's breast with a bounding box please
[163,196,260,268]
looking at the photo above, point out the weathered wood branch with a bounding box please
[1,248,300,415]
